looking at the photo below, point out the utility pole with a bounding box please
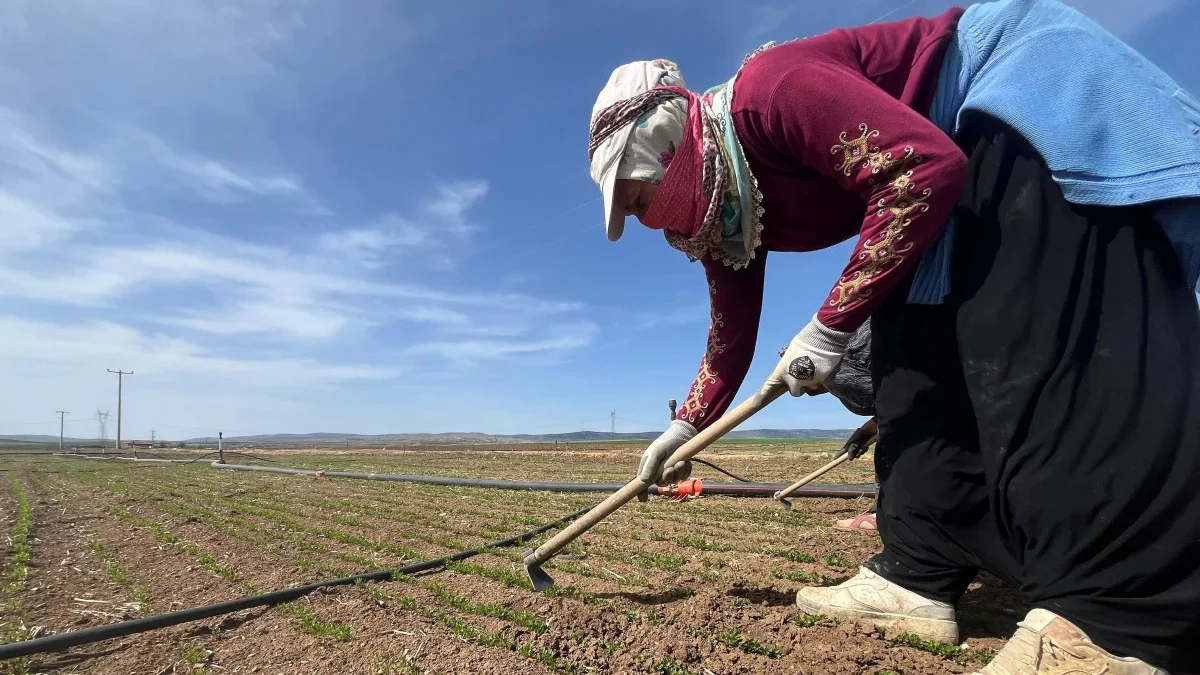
[106,369,132,452]
[56,410,69,451]
[610,410,616,439]
[218,431,224,464]
[150,429,156,447]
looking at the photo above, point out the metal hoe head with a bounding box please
[523,549,556,592]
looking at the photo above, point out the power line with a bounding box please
[106,369,133,453]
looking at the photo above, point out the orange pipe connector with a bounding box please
[658,478,703,501]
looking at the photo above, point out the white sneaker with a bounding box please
[795,566,959,644]
[969,608,1168,675]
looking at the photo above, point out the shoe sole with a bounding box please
[795,595,959,645]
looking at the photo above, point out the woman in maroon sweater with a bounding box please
[586,6,1199,675]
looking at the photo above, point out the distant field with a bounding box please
[0,443,1017,674]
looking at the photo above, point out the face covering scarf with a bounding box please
[588,53,772,269]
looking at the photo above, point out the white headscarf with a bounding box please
[616,98,688,184]
[615,60,688,185]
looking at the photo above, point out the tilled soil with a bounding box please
[0,451,1023,675]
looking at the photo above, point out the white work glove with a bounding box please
[636,419,696,486]
[763,315,853,397]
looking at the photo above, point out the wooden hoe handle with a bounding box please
[524,385,786,570]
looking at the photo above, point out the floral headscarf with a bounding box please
[615,98,687,186]
[589,57,765,269]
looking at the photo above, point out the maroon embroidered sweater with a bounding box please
[675,7,967,431]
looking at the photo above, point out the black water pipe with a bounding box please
[210,462,877,499]
[0,505,594,661]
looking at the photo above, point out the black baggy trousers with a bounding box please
[864,114,1200,673]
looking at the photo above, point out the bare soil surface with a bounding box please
[0,446,1024,674]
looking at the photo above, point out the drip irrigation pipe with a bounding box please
[211,462,876,499]
[50,454,192,463]
[46,452,274,465]
[0,505,594,661]
[691,458,754,484]
[184,450,274,465]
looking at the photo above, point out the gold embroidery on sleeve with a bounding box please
[827,123,930,311]
[679,280,727,425]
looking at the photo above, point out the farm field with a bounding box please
[0,443,1022,675]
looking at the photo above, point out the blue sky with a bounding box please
[1,0,1195,440]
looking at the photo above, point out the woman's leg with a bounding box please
[797,278,1019,644]
[865,277,1019,598]
[951,114,1200,671]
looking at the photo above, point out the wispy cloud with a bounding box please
[317,182,490,268]
[115,128,318,208]
[407,322,599,361]
[424,180,489,236]
[0,96,590,379]
[0,315,391,385]
[395,306,472,326]
[318,221,428,267]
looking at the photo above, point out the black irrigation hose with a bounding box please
[211,462,878,498]
[691,458,754,484]
[183,451,274,465]
[0,505,595,661]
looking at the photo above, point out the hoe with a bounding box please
[522,383,875,592]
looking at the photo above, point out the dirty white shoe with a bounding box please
[795,566,958,644]
[969,608,1168,675]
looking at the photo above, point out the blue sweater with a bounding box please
[909,0,1200,303]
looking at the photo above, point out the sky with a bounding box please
[1,0,1196,441]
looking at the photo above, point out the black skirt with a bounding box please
[864,113,1200,672]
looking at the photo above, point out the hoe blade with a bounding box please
[777,497,793,511]
[525,563,556,593]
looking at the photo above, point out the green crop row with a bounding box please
[86,539,153,613]
[1,476,35,675]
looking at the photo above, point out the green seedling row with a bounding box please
[1,476,35,675]
[87,539,153,612]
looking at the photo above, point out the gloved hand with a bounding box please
[763,315,854,397]
[636,419,696,485]
[839,417,878,460]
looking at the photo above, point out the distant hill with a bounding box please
[0,435,99,445]
[0,428,858,447]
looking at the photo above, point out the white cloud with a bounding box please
[0,106,118,255]
[0,193,83,256]
[0,109,585,357]
[116,129,316,207]
[317,188,491,268]
[396,306,471,326]
[424,180,489,236]
[319,224,426,262]
[0,315,391,385]
[0,1,599,437]
[407,322,598,361]
[156,302,353,341]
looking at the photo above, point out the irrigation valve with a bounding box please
[658,478,703,502]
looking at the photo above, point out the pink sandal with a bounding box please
[833,513,878,533]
